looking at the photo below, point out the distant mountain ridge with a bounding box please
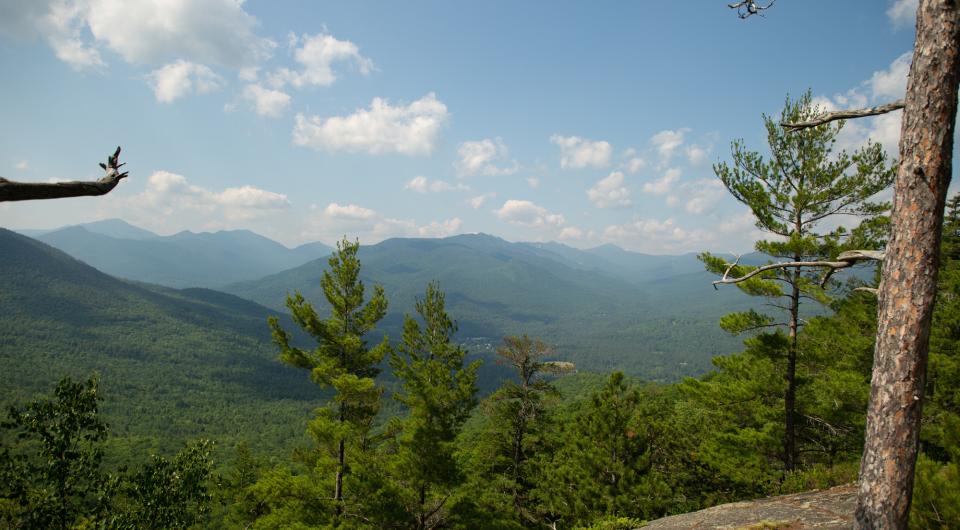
[18,219,333,288]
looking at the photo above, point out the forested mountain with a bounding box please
[225,233,758,379]
[0,228,320,457]
[23,219,332,288]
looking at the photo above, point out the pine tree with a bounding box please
[388,281,480,529]
[701,91,894,471]
[467,335,572,525]
[269,237,389,519]
[534,372,670,527]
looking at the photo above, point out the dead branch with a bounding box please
[0,146,128,202]
[729,0,775,19]
[782,100,905,130]
[854,287,879,295]
[713,249,885,289]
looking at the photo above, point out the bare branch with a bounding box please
[853,287,879,295]
[0,146,129,202]
[782,100,905,131]
[729,0,775,19]
[713,249,885,288]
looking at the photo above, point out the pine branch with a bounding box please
[713,250,885,289]
[782,100,905,131]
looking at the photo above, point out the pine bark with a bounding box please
[854,1,960,528]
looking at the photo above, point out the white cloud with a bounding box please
[650,129,687,162]
[468,192,496,209]
[87,0,273,67]
[1,0,274,71]
[14,160,29,171]
[455,138,518,177]
[681,179,725,215]
[405,176,465,193]
[147,60,224,103]
[293,93,449,155]
[887,0,917,27]
[643,168,680,195]
[324,202,377,220]
[558,226,584,241]
[685,145,709,166]
[550,135,612,169]
[626,157,647,174]
[110,170,289,227]
[240,83,291,117]
[587,171,632,208]
[816,52,912,157]
[494,199,565,228]
[870,52,911,100]
[526,177,540,189]
[414,217,462,238]
[269,32,373,89]
[603,217,710,254]
[42,0,105,70]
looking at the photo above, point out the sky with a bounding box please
[0,0,948,254]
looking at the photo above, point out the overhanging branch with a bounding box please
[0,146,128,202]
[782,100,905,130]
[713,250,885,289]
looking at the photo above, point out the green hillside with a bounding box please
[225,233,756,379]
[0,228,320,459]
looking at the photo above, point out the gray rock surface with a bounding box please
[640,485,856,529]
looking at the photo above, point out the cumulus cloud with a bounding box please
[603,217,709,254]
[455,138,518,177]
[240,83,291,117]
[324,202,377,220]
[468,192,496,209]
[680,179,725,215]
[815,51,912,156]
[405,176,466,193]
[887,0,917,27]
[313,202,461,240]
[685,145,709,166]
[643,168,680,195]
[110,170,289,229]
[626,156,647,174]
[550,135,612,169]
[494,199,565,228]
[293,93,449,155]
[269,32,373,89]
[558,226,585,241]
[147,60,224,103]
[650,129,687,162]
[587,171,632,208]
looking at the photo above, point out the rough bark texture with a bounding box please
[854,1,960,528]
[0,147,127,202]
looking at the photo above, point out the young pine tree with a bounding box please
[388,281,480,529]
[700,91,894,471]
[269,237,389,519]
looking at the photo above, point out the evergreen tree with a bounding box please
[534,372,670,527]
[269,237,389,520]
[466,335,571,525]
[387,281,481,529]
[700,91,894,470]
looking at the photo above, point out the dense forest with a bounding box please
[3,100,959,529]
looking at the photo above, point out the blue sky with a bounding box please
[0,0,940,253]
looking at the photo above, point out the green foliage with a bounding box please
[700,91,894,471]
[0,376,108,529]
[0,376,214,530]
[387,281,481,527]
[534,372,671,527]
[463,335,566,525]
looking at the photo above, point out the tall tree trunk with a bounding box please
[785,266,800,472]
[335,403,345,517]
[855,1,960,528]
